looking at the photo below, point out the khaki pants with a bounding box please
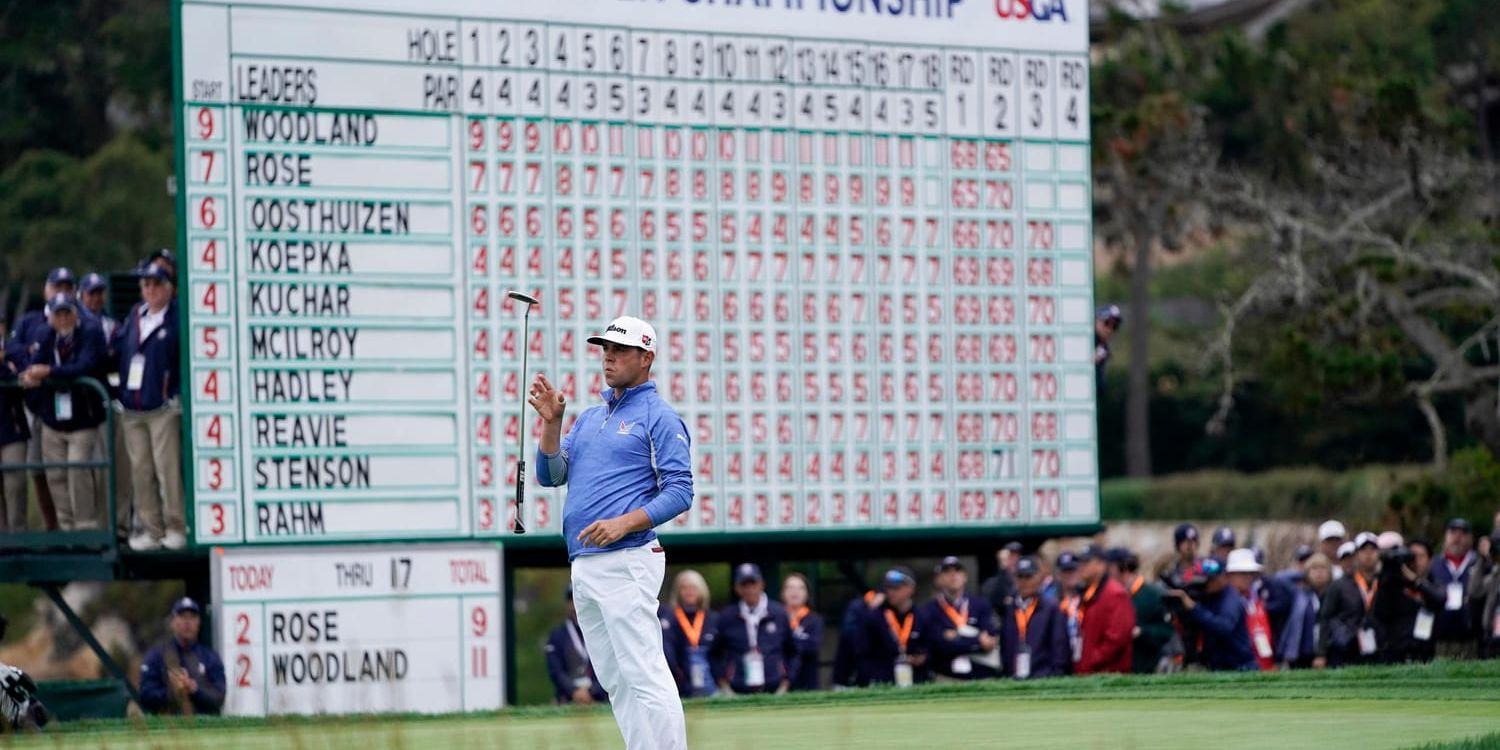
[98,416,132,539]
[0,441,28,532]
[121,403,185,541]
[42,424,100,531]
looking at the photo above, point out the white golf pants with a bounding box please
[570,540,687,750]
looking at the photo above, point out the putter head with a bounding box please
[507,290,540,307]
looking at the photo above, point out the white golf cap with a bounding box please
[1377,531,1404,550]
[1353,531,1380,550]
[1336,541,1356,559]
[587,315,657,353]
[1225,548,1262,574]
[1318,520,1347,541]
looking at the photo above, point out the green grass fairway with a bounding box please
[9,661,1500,750]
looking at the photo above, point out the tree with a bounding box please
[1207,138,1499,467]
[1092,16,1218,477]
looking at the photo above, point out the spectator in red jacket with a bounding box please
[1076,546,1136,674]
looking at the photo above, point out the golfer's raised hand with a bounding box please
[528,374,566,423]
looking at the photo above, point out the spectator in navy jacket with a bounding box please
[660,569,717,697]
[857,568,929,686]
[9,268,76,533]
[920,556,1000,680]
[1277,553,1332,668]
[18,294,106,531]
[546,588,607,705]
[1167,558,1258,671]
[116,264,184,551]
[1,322,32,533]
[1431,518,1482,660]
[832,588,882,688]
[1319,532,1384,667]
[1003,556,1070,678]
[712,563,794,695]
[79,272,131,540]
[139,598,224,715]
[781,572,823,691]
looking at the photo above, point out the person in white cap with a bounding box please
[530,315,691,750]
[1335,541,1357,579]
[1318,521,1347,579]
[1225,549,1274,671]
[1317,532,1383,668]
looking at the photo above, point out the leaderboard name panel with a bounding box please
[177,1,1097,546]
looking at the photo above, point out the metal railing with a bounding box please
[0,376,118,554]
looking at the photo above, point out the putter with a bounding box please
[508,290,541,534]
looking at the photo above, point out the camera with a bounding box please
[1380,547,1414,569]
[1158,569,1206,615]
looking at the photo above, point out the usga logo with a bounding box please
[995,0,1069,21]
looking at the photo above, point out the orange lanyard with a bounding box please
[1015,598,1038,640]
[936,595,969,629]
[1355,573,1378,612]
[674,607,706,648]
[788,606,810,631]
[884,609,915,653]
[1128,576,1145,597]
[1061,595,1080,622]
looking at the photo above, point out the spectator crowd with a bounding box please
[2,253,184,550]
[546,515,1500,701]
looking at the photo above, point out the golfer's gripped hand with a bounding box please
[528,373,566,423]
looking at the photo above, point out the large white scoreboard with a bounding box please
[175,0,1098,546]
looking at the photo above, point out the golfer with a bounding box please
[530,315,692,750]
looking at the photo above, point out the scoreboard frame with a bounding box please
[171,0,1102,551]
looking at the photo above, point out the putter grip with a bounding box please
[513,458,527,534]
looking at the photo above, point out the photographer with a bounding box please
[1164,558,1258,671]
[1374,536,1445,664]
[1318,532,1383,668]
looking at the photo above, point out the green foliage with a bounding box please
[0,133,173,300]
[0,0,172,166]
[1390,446,1500,539]
[1099,465,1413,527]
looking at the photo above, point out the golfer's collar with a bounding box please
[601,380,655,406]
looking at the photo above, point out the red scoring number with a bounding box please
[198,197,217,229]
[236,613,251,645]
[196,107,217,139]
[235,655,252,688]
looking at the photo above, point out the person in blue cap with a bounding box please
[139,597,224,715]
[8,267,76,532]
[77,273,114,335]
[711,563,794,695]
[1094,304,1122,383]
[856,567,930,686]
[17,292,106,531]
[1000,556,1071,678]
[1168,523,1200,578]
[116,263,184,551]
[919,555,1000,680]
[1211,526,1236,561]
[545,587,608,705]
[77,271,130,541]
